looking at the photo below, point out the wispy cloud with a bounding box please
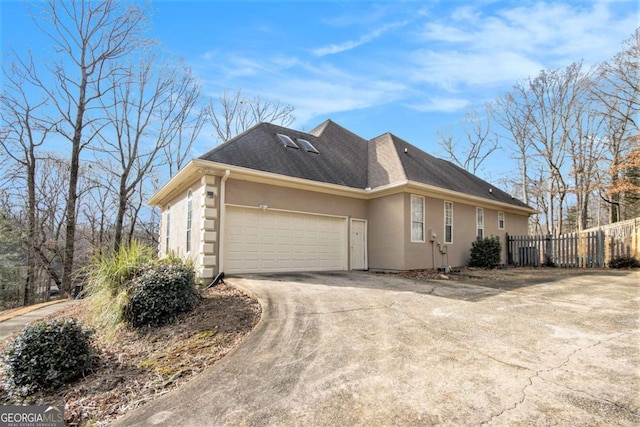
[411,0,637,91]
[408,97,471,113]
[311,20,408,56]
[192,0,637,126]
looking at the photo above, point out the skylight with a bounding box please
[296,138,319,154]
[277,133,299,149]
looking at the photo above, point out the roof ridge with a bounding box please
[309,119,368,142]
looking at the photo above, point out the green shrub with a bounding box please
[608,256,640,269]
[544,255,557,268]
[469,236,502,269]
[3,319,94,398]
[85,240,155,337]
[123,259,198,328]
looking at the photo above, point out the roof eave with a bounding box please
[403,180,536,215]
[149,160,535,215]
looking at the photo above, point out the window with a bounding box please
[296,138,319,154]
[476,207,484,240]
[411,195,425,242]
[444,201,453,244]
[498,211,505,230]
[276,133,299,149]
[186,191,193,253]
[165,204,171,251]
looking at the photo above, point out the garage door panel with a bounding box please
[224,206,346,274]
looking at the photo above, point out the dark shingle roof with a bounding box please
[198,120,531,209]
[199,121,368,188]
[387,133,531,208]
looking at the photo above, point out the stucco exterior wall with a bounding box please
[367,193,405,270]
[159,179,203,258]
[158,174,531,276]
[225,179,367,218]
[399,194,531,269]
[158,175,219,282]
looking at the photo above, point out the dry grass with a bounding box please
[0,283,260,426]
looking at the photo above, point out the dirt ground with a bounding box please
[397,266,607,288]
[0,283,261,426]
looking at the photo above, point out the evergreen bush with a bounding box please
[123,259,198,328]
[468,236,502,269]
[3,318,94,398]
[608,256,640,269]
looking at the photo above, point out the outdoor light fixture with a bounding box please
[259,204,268,210]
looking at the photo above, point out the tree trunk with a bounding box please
[61,82,86,294]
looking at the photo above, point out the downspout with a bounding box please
[218,169,231,273]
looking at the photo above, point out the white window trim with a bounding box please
[444,201,453,244]
[411,195,425,243]
[165,204,171,251]
[186,190,193,253]
[476,207,484,239]
[498,211,505,230]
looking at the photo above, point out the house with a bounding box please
[149,120,534,280]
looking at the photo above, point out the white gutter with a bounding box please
[218,169,231,273]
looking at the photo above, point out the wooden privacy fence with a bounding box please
[507,217,640,268]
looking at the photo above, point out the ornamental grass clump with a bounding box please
[85,240,154,338]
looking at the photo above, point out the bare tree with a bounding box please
[437,109,499,176]
[592,29,640,222]
[0,57,56,304]
[95,53,202,251]
[17,0,148,292]
[492,63,592,234]
[163,101,206,178]
[490,90,536,208]
[208,89,295,143]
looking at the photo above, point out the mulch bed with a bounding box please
[0,283,261,426]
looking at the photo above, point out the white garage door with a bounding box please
[224,206,347,274]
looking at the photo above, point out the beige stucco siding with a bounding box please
[225,179,367,218]
[159,175,220,281]
[156,171,532,276]
[160,182,202,256]
[367,193,405,270]
[159,179,203,258]
[399,194,531,269]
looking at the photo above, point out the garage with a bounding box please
[224,206,348,274]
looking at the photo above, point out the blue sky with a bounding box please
[1,0,638,180]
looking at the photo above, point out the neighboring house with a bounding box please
[149,120,534,281]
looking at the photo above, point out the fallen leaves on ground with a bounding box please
[0,283,261,426]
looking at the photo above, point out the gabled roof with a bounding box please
[195,120,531,210]
[199,120,368,188]
[374,133,531,209]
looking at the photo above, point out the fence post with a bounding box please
[545,234,552,266]
[506,233,512,265]
[596,230,605,268]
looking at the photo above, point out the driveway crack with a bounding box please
[480,331,636,425]
[545,380,640,418]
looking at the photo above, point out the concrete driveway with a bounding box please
[115,271,640,426]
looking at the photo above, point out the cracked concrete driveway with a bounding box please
[115,270,640,426]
